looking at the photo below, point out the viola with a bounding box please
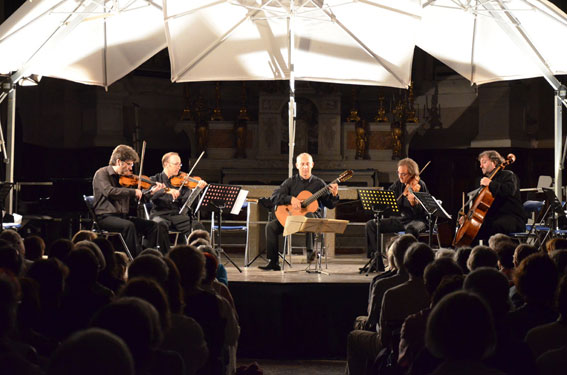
[169,172,202,189]
[402,176,421,205]
[119,174,168,191]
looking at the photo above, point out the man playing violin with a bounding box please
[92,144,171,257]
[365,158,428,271]
[472,150,526,243]
[148,152,208,243]
[260,152,339,271]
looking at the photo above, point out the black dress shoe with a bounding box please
[259,263,281,271]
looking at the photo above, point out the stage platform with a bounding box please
[221,254,374,360]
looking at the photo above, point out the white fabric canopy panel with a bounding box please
[164,0,421,88]
[418,0,567,85]
[0,0,167,87]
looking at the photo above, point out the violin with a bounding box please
[169,172,202,189]
[403,176,421,205]
[119,174,169,191]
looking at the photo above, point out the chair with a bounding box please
[142,201,183,246]
[82,195,133,260]
[211,200,250,267]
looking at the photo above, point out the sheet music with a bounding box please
[231,189,249,215]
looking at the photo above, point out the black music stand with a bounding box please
[0,183,14,232]
[196,184,243,272]
[358,189,400,275]
[535,188,567,250]
[412,191,452,247]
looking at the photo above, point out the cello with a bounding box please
[453,153,516,247]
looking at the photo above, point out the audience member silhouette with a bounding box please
[0,239,23,277]
[425,291,503,374]
[453,246,471,275]
[23,236,45,262]
[47,328,134,375]
[467,245,498,271]
[46,238,73,263]
[92,237,124,293]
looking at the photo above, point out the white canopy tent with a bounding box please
[0,0,567,211]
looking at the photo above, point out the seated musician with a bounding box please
[148,152,207,243]
[365,158,428,271]
[260,152,339,271]
[92,145,170,256]
[472,150,527,243]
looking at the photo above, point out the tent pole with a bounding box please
[288,2,296,178]
[5,88,15,214]
[555,91,564,201]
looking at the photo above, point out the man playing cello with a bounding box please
[463,150,526,244]
[260,153,339,271]
[365,158,428,271]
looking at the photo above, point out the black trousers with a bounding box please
[97,214,170,256]
[365,218,426,269]
[151,213,206,245]
[476,214,526,244]
[265,212,318,265]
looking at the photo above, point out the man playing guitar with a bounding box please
[260,153,339,271]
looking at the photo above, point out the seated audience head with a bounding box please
[467,245,498,271]
[488,233,513,250]
[23,235,45,261]
[48,238,74,263]
[556,275,567,323]
[127,255,168,287]
[71,230,97,244]
[546,238,567,253]
[426,290,496,361]
[391,234,418,271]
[26,258,66,305]
[139,248,163,258]
[66,249,99,287]
[549,250,567,277]
[434,248,454,260]
[0,272,19,338]
[424,257,463,297]
[90,297,161,364]
[404,243,434,279]
[454,246,472,274]
[492,240,516,271]
[119,277,171,333]
[114,251,129,281]
[48,328,134,375]
[167,245,205,289]
[464,267,511,320]
[75,240,106,271]
[162,257,184,314]
[92,237,118,274]
[0,230,24,255]
[187,229,211,245]
[0,239,23,277]
[430,274,464,307]
[513,244,538,268]
[198,244,219,284]
[514,253,559,307]
[190,238,211,248]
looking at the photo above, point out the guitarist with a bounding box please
[260,153,339,271]
[149,152,208,244]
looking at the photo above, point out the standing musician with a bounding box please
[260,153,339,271]
[469,150,527,243]
[365,158,428,270]
[148,152,208,242]
[92,145,171,257]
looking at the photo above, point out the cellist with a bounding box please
[469,150,527,243]
[365,158,428,271]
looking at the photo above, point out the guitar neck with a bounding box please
[301,178,338,208]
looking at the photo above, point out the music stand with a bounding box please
[536,188,567,249]
[0,183,14,232]
[357,189,400,275]
[412,191,452,247]
[196,184,243,272]
[283,215,349,274]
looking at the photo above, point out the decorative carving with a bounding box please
[355,120,370,160]
[391,121,403,160]
[374,95,388,122]
[210,82,223,121]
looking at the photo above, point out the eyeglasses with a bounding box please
[169,162,182,167]
[121,161,134,167]
[398,172,409,177]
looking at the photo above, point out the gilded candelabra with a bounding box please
[210,82,224,121]
[374,95,388,122]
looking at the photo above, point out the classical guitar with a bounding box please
[275,170,353,227]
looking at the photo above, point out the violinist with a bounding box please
[92,144,171,257]
[365,158,428,271]
[469,150,526,243]
[148,152,208,242]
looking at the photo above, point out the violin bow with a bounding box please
[176,151,205,193]
[396,160,431,202]
[136,141,147,200]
